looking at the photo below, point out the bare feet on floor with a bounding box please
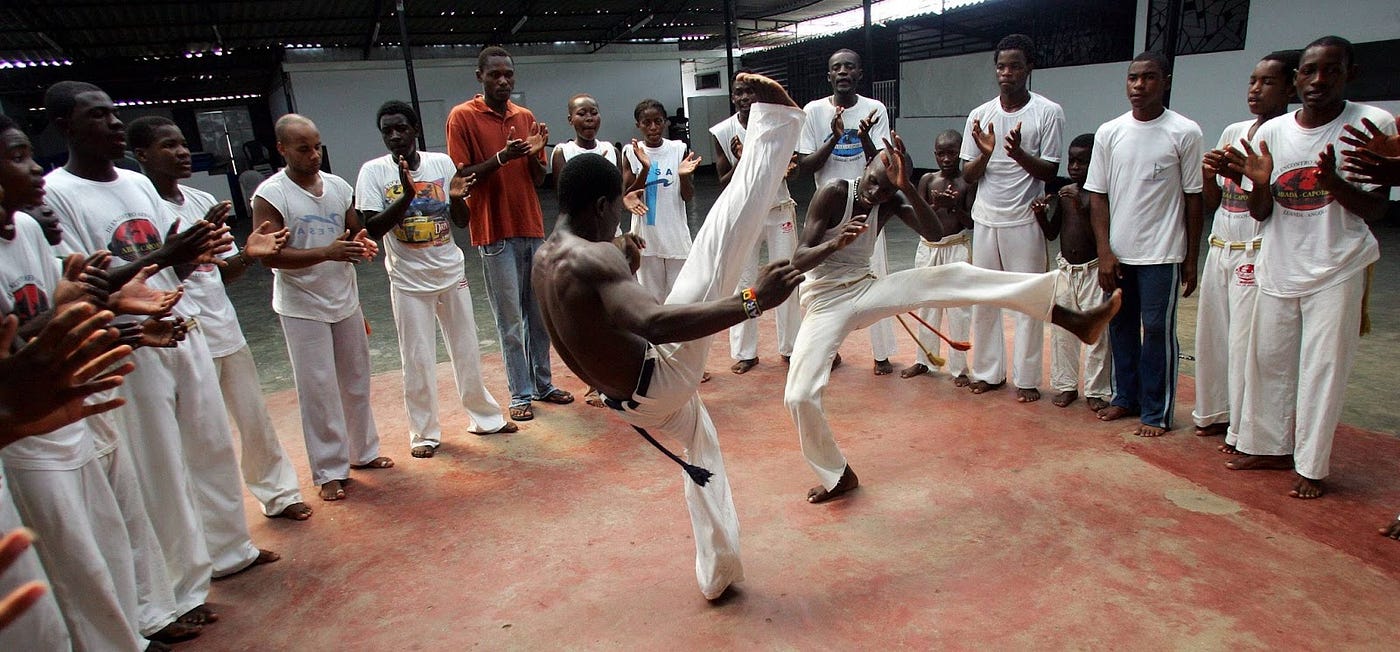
[411,445,435,458]
[873,359,894,375]
[1134,423,1168,437]
[1016,387,1041,403]
[584,387,605,407]
[178,604,218,625]
[1052,289,1122,344]
[1052,390,1078,407]
[1290,475,1325,499]
[1097,405,1136,422]
[351,456,395,470]
[1195,423,1229,437]
[730,358,759,374]
[148,621,201,643]
[952,374,970,387]
[1218,443,1246,455]
[318,479,346,501]
[807,466,859,504]
[1379,520,1400,539]
[1086,397,1110,412]
[272,502,313,521]
[253,549,280,566]
[1225,454,1294,471]
[968,380,1004,394]
[474,422,519,436]
[900,363,929,378]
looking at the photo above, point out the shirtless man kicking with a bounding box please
[786,136,1121,504]
[533,74,804,600]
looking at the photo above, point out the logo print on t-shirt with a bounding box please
[643,164,674,226]
[828,129,863,161]
[10,283,49,321]
[1219,178,1249,213]
[108,218,162,262]
[1234,263,1255,287]
[1272,167,1331,212]
[388,179,451,247]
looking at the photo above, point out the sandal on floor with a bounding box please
[476,422,520,436]
[539,389,574,404]
[411,445,436,458]
[510,405,534,421]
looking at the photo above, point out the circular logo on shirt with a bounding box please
[1234,263,1256,287]
[10,283,49,321]
[1272,167,1331,212]
[108,218,163,262]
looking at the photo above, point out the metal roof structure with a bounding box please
[0,0,881,107]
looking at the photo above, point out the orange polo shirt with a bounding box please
[445,95,546,246]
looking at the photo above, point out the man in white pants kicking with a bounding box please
[786,135,1120,504]
[534,75,805,601]
[357,100,517,459]
[711,70,801,374]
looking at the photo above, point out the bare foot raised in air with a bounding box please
[148,621,201,644]
[1290,475,1325,499]
[1052,390,1077,407]
[873,359,893,376]
[740,73,799,108]
[1052,289,1122,344]
[1226,454,1293,471]
[900,363,929,379]
[807,466,859,504]
[1017,387,1041,403]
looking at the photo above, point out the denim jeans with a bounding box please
[1108,263,1180,429]
[478,236,556,407]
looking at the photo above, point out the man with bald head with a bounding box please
[253,114,390,502]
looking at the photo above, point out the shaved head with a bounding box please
[275,114,318,143]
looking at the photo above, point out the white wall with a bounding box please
[282,52,690,179]
[897,0,1400,169]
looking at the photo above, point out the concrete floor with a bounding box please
[190,172,1400,650]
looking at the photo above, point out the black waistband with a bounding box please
[603,356,656,411]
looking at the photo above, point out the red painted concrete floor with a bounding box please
[186,318,1398,651]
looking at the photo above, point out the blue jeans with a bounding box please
[479,237,556,407]
[1108,263,1180,429]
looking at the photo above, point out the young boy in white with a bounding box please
[0,210,147,651]
[623,100,699,303]
[711,73,801,373]
[356,101,513,459]
[254,113,389,502]
[960,35,1065,401]
[1227,37,1394,499]
[1194,51,1296,442]
[797,48,898,374]
[1085,53,1204,438]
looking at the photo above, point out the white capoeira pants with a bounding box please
[788,263,1062,489]
[0,479,72,651]
[170,328,261,578]
[5,462,145,651]
[605,103,803,599]
[280,308,383,486]
[1236,270,1365,480]
[910,233,973,375]
[867,231,898,361]
[1194,239,1260,430]
[729,204,801,360]
[638,256,686,305]
[114,345,214,619]
[970,221,1049,388]
[214,345,305,516]
[390,281,507,448]
[97,445,182,633]
[1050,254,1112,399]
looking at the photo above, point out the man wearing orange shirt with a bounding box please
[446,46,573,421]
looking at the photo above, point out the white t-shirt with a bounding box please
[555,139,618,167]
[44,167,195,320]
[355,152,464,294]
[166,186,245,358]
[0,212,96,471]
[623,139,691,259]
[253,170,360,322]
[710,113,795,219]
[799,95,891,188]
[1209,120,1265,244]
[961,93,1065,227]
[1083,109,1204,265]
[1248,102,1392,297]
